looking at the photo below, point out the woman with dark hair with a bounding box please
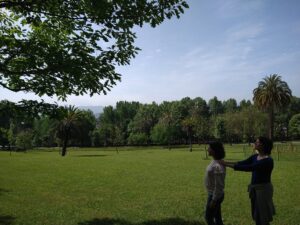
[222,136,275,225]
[204,141,226,225]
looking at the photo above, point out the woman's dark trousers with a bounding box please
[205,194,224,225]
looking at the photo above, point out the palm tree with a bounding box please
[253,74,292,140]
[57,105,81,156]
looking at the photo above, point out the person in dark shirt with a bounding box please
[222,136,275,225]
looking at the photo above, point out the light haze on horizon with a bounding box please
[1,0,300,107]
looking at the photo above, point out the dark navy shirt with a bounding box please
[234,154,274,184]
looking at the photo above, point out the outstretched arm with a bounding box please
[219,155,256,169]
[222,161,236,168]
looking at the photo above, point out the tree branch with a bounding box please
[0,0,33,9]
[0,1,88,21]
[0,80,27,92]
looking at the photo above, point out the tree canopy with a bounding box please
[2,95,300,150]
[0,0,189,100]
[253,74,292,139]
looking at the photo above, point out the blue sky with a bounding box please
[1,0,300,107]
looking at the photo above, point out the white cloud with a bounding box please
[216,0,265,18]
[226,23,264,42]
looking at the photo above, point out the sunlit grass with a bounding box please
[0,145,299,225]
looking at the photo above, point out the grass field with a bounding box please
[0,144,299,225]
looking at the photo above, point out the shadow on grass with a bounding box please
[0,188,9,196]
[78,217,205,225]
[0,215,15,225]
[74,155,108,157]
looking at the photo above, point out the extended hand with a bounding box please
[218,160,225,166]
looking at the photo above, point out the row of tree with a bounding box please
[87,94,300,148]
[1,93,299,154]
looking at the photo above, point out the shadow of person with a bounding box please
[78,218,130,225]
[0,215,15,225]
[0,188,9,195]
[0,190,14,225]
[74,155,108,157]
[78,217,205,225]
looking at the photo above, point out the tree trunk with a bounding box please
[268,109,274,140]
[61,130,69,157]
[189,135,192,152]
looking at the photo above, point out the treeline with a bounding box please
[0,96,300,150]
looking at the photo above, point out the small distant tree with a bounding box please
[15,130,33,151]
[113,126,125,149]
[32,116,58,147]
[91,130,102,147]
[181,117,195,151]
[56,106,81,156]
[214,117,226,141]
[8,122,16,149]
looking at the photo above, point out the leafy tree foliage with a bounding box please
[214,117,226,141]
[97,105,117,146]
[127,132,148,145]
[208,96,223,116]
[32,116,58,147]
[151,123,170,145]
[15,129,34,150]
[152,102,180,148]
[221,106,268,144]
[115,101,140,141]
[0,100,16,129]
[181,117,195,151]
[253,74,292,140]
[194,116,211,143]
[75,110,96,146]
[0,127,9,148]
[239,99,252,110]
[0,0,189,99]
[96,103,140,146]
[192,97,209,117]
[284,96,300,123]
[289,113,300,139]
[128,103,159,141]
[223,98,237,113]
[0,95,299,152]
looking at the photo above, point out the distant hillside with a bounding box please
[78,106,104,117]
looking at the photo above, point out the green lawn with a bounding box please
[0,145,299,225]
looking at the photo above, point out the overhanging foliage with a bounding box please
[0,0,189,100]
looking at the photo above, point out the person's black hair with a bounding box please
[209,141,225,160]
[257,136,273,155]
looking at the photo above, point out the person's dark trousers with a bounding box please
[251,198,270,225]
[205,194,224,225]
[255,212,270,225]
